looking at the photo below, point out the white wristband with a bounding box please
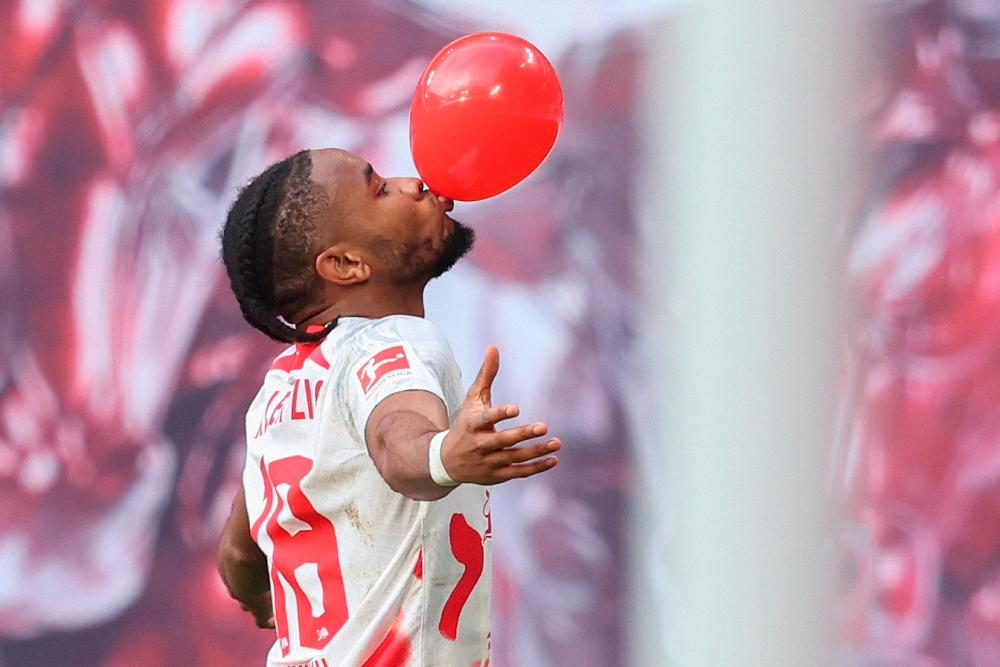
[428,429,459,487]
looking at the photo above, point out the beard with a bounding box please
[376,218,475,284]
[427,219,475,279]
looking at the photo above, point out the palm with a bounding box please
[444,345,561,485]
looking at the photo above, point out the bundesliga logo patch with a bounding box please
[357,345,410,394]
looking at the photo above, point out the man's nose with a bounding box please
[396,177,425,198]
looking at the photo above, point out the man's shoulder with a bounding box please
[322,316,454,377]
[333,315,460,404]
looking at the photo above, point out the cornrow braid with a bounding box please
[220,150,336,344]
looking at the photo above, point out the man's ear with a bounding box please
[315,244,371,286]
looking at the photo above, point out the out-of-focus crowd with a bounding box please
[840,1,1000,664]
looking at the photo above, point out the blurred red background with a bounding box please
[0,1,648,665]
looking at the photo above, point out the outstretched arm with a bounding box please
[365,345,561,501]
[217,487,275,629]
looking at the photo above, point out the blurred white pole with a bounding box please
[630,2,855,666]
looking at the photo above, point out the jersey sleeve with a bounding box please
[344,316,456,442]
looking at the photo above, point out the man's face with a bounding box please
[310,148,474,284]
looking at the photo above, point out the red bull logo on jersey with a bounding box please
[357,345,411,394]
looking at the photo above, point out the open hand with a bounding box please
[441,346,561,485]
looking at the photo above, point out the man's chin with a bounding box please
[430,220,475,279]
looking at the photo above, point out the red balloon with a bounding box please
[410,32,564,201]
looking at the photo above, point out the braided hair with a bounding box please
[220,150,335,344]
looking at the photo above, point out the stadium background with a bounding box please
[2,0,1000,665]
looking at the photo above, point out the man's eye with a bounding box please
[378,182,387,196]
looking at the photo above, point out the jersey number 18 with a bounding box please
[252,456,349,656]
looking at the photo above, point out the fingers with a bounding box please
[488,421,548,449]
[454,429,561,485]
[497,454,559,481]
[491,438,561,466]
[466,345,500,405]
[475,403,520,429]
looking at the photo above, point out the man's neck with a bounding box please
[297,283,427,327]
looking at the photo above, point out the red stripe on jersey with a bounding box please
[269,340,329,373]
[414,550,422,579]
[269,350,302,373]
[308,344,330,369]
[361,615,412,667]
[439,514,485,641]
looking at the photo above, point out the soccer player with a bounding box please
[216,148,562,666]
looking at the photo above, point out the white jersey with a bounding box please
[242,316,492,667]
